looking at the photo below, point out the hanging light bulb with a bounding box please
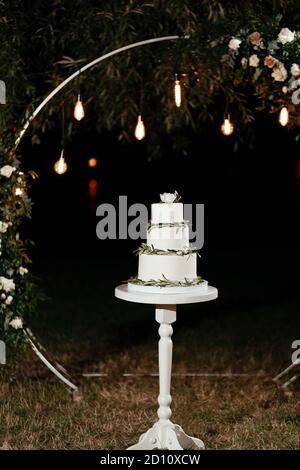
[221,114,234,136]
[279,106,289,126]
[174,73,182,107]
[73,94,85,121]
[134,114,146,140]
[54,150,68,175]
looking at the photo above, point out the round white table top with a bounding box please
[115,284,218,305]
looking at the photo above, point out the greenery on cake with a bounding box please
[173,191,181,203]
[133,243,200,258]
[127,274,204,288]
[147,220,188,233]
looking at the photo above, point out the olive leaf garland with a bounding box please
[126,274,204,288]
[133,243,201,258]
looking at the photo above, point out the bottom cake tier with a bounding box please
[138,253,197,281]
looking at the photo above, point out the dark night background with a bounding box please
[19,109,300,303]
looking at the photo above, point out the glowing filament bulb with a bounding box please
[74,94,85,121]
[279,106,289,126]
[54,150,68,175]
[134,114,146,140]
[174,77,181,107]
[221,115,234,136]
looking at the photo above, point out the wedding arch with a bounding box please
[8,35,185,393]
[2,9,300,389]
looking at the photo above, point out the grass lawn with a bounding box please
[1,250,300,450]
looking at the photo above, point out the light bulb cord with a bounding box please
[61,103,65,147]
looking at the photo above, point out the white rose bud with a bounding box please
[0,165,16,178]
[9,317,23,329]
[5,295,13,305]
[0,221,9,234]
[249,54,260,67]
[228,38,242,50]
[278,28,295,45]
[271,62,288,82]
[19,267,28,275]
[0,276,15,292]
[291,63,300,77]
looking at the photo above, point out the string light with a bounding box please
[221,114,234,136]
[74,94,85,121]
[279,106,289,126]
[88,157,98,168]
[134,114,146,140]
[174,73,181,107]
[54,150,68,175]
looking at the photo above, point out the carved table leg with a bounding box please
[128,304,205,451]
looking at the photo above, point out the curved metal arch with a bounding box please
[14,35,186,393]
[14,35,186,150]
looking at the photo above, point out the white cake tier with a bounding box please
[151,203,183,224]
[147,225,189,250]
[138,253,197,282]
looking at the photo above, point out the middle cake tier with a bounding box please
[138,253,197,281]
[147,223,189,250]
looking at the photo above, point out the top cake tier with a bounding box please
[151,203,183,224]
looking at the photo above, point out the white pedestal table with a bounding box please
[115,284,218,450]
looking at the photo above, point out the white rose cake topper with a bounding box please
[159,190,181,203]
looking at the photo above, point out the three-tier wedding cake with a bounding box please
[128,192,208,294]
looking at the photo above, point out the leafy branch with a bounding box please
[126,274,204,287]
[133,243,200,257]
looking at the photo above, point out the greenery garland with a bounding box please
[127,274,204,288]
[147,221,188,232]
[133,243,200,257]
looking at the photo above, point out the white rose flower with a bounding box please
[160,193,176,203]
[0,165,16,178]
[9,317,23,329]
[271,62,288,82]
[291,63,300,77]
[5,295,13,305]
[278,28,295,44]
[0,221,8,234]
[228,38,242,50]
[0,276,15,292]
[19,267,28,276]
[249,54,260,67]
[15,188,23,196]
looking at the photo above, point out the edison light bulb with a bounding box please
[54,150,68,175]
[174,76,181,107]
[221,115,234,136]
[74,94,85,121]
[134,114,146,140]
[279,106,289,126]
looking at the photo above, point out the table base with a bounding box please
[128,419,204,450]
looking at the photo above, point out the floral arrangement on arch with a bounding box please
[0,151,41,351]
[228,26,300,113]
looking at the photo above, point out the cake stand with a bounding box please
[115,284,218,450]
